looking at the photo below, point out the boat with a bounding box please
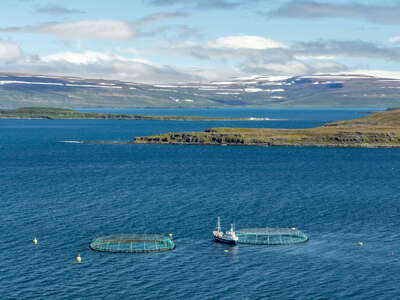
[212,217,239,245]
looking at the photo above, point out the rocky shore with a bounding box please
[133,109,400,148]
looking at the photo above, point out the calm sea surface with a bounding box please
[1,108,400,299]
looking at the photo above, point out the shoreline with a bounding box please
[77,140,400,148]
[0,107,286,121]
[130,109,400,148]
[0,116,286,121]
[60,108,400,149]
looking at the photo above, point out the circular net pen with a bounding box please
[236,228,309,245]
[89,234,175,253]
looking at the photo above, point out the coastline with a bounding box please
[77,140,400,148]
[0,107,284,121]
[129,109,400,148]
[0,116,285,121]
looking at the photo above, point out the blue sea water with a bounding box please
[1,108,400,299]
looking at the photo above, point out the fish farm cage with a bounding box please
[236,228,309,245]
[89,234,175,253]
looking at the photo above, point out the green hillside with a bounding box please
[134,109,400,148]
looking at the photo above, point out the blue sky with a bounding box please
[1,0,400,82]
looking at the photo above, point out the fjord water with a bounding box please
[1,108,400,299]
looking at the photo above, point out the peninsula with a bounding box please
[0,107,273,121]
[133,109,400,148]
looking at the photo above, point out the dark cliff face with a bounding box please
[135,131,400,147]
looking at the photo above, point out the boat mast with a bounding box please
[217,216,221,232]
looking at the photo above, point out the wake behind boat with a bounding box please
[213,217,239,245]
[61,140,82,144]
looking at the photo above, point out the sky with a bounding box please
[1,0,400,83]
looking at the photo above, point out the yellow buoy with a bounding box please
[76,254,82,263]
[224,249,230,253]
[32,237,38,245]
[357,242,364,246]
[168,233,173,238]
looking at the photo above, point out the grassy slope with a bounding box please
[135,110,400,147]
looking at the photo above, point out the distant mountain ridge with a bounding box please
[1,72,400,108]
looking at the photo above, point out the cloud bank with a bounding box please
[151,35,400,78]
[269,0,400,24]
[2,33,400,82]
[1,20,137,40]
[0,45,202,83]
[34,5,86,16]
[146,0,256,10]
[211,36,288,50]
[0,40,24,63]
[0,13,187,40]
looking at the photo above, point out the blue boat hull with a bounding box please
[213,236,238,245]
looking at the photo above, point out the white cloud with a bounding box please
[242,60,310,76]
[151,35,355,77]
[146,0,257,10]
[34,4,85,16]
[210,35,288,50]
[295,55,336,60]
[311,60,347,72]
[32,20,136,40]
[158,35,290,61]
[0,48,203,83]
[183,65,240,81]
[269,1,400,25]
[0,13,188,41]
[390,36,400,44]
[0,35,397,83]
[0,40,23,62]
[42,51,153,65]
[42,49,241,82]
[342,69,400,79]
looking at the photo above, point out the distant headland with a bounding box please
[0,107,279,121]
[132,109,400,148]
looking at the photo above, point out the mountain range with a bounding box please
[1,72,400,108]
